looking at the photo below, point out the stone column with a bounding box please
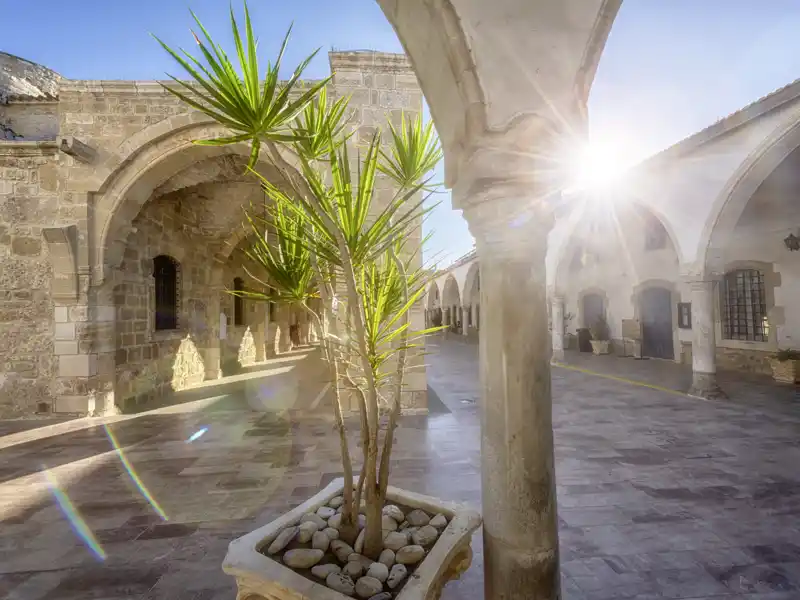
[551,296,565,362]
[202,292,222,380]
[253,302,267,363]
[455,119,561,600]
[687,280,727,399]
[277,304,292,353]
[462,306,469,336]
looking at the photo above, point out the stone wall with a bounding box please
[0,142,59,416]
[680,341,773,376]
[0,102,58,140]
[329,52,429,414]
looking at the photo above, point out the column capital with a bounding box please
[452,113,564,258]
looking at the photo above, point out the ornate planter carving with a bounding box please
[223,478,481,600]
[590,340,611,355]
[769,358,800,384]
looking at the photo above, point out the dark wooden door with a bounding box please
[641,287,674,359]
[582,293,605,330]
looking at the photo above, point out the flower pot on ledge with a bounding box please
[590,340,611,355]
[769,358,800,384]
[223,478,482,600]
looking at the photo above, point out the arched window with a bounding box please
[153,255,179,331]
[233,277,245,326]
[722,269,767,341]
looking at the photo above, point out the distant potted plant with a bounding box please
[769,349,800,384]
[590,315,612,355]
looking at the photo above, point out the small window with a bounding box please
[153,255,179,331]
[722,269,768,341]
[233,277,245,326]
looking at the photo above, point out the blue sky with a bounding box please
[5,0,800,266]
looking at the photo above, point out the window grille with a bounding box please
[722,269,768,341]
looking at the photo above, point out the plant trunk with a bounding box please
[265,141,381,557]
[309,262,359,544]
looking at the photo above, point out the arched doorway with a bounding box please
[640,287,674,359]
[582,293,605,329]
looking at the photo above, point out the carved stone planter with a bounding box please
[590,340,611,355]
[770,358,800,384]
[223,478,481,600]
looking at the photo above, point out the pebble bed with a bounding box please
[262,495,451,599]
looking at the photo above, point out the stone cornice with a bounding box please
[0,140,59,155]
[58,78,324,96]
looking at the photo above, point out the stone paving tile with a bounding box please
[0,338,799,599]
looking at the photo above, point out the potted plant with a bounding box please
[589,315,612,355]
[769,349,800,384]
[156,5,481,599]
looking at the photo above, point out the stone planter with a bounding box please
[590,340,611,355]
[769,358,800,384]
[223,478,481,600]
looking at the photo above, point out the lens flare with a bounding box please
[186,427,208,443]
[104,424,168,521]
[43,469,106,560]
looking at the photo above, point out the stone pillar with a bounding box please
[455,120,560,600]
[462,306,469,336]
[203,292,222,380]
[253,302,267,362]
[687,280,727,399]
[277,304,292,353]
[551,296,565,362]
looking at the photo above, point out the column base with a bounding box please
[551,349,565,363]
[688,371,727,400]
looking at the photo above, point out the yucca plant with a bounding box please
[157,1,444,560]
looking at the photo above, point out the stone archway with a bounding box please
[425,281,442,328]
[441,275,462,332]
[462,261,481,335]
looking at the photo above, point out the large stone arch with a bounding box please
[89,117,296,285]
[698,116,800,277]
[426,280,441,310]
[376,0,622,187]
[549,198,682,292]
[461,260,480,303]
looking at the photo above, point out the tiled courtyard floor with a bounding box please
[1,339,799,599]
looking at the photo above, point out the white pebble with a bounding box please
[283,548,323,569]
[312,530,330,552]
[323,527,340,540]
[396,544,425,565]
[429,513,448,529]
[326,572,355,595]
[355,575,383,598]
[317,506,337,519]
[378,548,395,568]
[382,505,405,523]
[387,563,408,589]
[367,561,389,582]
[297,520,320,543]
[406,509,430,526]
[329,495,344,508]
[267,526,297,555]
[311,563,341,579]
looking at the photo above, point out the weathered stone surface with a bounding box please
[378,548,395,568]
[267,526,297,555]
[355,575,383,598]
[330,539,355,563]
[297,520,320,543]
[395,544,425,565]
[382,531,409,551]
[382,505,404,523]
[381,515,398,532]
[411,524,439,548]
[317,506,336,519]
[342,559,363,579]
[386,564,408,589]
[311,530,330,552]
[405,509,430,526]
[282,548,323,569]
[326,572,355,595]
[366,561,388,582]
[429,513,448,529]
[311,563,341,579]
[327,513,342,529]
[301,512,328,529]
